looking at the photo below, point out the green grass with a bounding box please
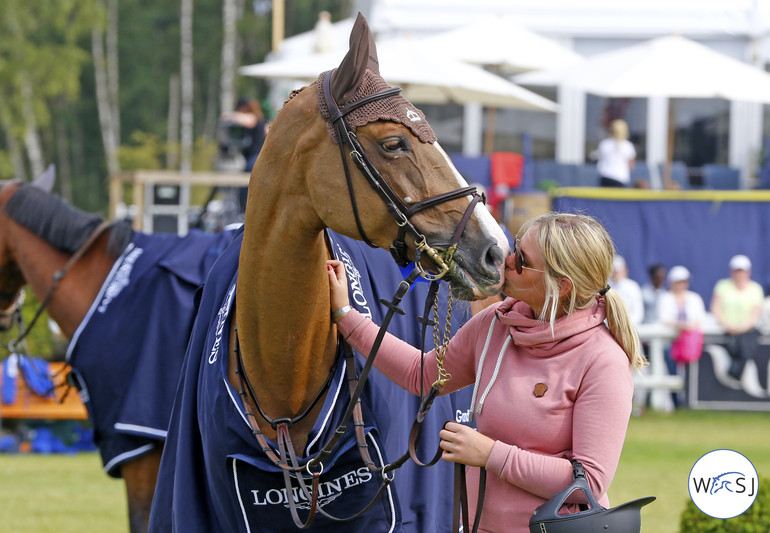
[0,410,767,532]
[609,410,770,533]
[0,453,126,533]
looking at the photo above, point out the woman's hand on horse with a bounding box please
[439,421,495,468]
[326,260,351,316]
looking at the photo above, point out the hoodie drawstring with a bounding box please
[469,316,512,421]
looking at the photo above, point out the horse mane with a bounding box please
[5,184,132,258]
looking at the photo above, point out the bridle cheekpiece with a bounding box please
[320,69,484,281]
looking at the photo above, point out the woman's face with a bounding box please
[670,279,689,293]
[502,229,548,313]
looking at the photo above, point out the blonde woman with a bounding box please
[327,212,646,532]
[596,119,636,187]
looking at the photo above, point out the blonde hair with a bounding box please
[518,212,647,371]
[610,119,629,141]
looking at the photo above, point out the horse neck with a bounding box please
[7,221,113,338]
[235,194,338,419]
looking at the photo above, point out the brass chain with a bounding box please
[431,282,454,388]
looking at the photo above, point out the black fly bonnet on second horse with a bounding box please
[5,184,133,258]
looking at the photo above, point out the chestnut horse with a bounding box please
[0,172,235,533]
[150,14,510,532]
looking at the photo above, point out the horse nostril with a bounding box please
[484,244,505,273]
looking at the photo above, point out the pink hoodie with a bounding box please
[338,296,634,532]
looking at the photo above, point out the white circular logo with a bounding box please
[688,449,758,519]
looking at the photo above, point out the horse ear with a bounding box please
[32,164,56,193]
[331,12,379,105]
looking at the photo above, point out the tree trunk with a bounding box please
[180,0,194,173]
[203,72,218,140]
[107,0,120,149]
[92,27,119,177]
[21,78,45,179]
[54,107,73,202]
[220,0,239,116]
[166,73,180,170]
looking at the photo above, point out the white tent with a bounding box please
[514,35,770,101]
[421,15,584,74]
[241,39,558,112]
[515,35,770,188]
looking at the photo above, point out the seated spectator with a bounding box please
[710,255,764,380]
[657,266,706,407]
[641,264,667,324]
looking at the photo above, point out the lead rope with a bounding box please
[432,284,454,389]
[407,280,454,467]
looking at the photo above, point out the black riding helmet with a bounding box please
[529,461,655,533]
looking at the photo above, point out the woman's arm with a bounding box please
[327,260,480,395]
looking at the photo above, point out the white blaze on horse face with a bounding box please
[433,142,511,257]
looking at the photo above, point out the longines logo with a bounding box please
[689,449,758,519]
[98,245,143,313]
[208,285,235,364]
[249,466,374,509]
[336,246,372,318]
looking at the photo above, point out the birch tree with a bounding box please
[180,0,194,172]
[92,25,119,176]
[220,0,244,116]
[107,0,120,147]
[0,0,99,180]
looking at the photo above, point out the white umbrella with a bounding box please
[514,35,770,188]
[240,40,558,112]
[514,35,770,101]
[421,16,584,74]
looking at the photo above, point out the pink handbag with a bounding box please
[670,329,704,363]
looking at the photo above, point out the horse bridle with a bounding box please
[321,69,484,280]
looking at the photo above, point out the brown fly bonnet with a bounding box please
[316,14,436,144]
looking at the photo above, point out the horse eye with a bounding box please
[381,137,408,153]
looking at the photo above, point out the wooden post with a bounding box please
[272,0,284,52]
[483,107,497,154]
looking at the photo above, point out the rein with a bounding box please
[8,220,112,353]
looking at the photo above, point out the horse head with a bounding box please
[252,13,509,301]
[0,181,29,330]
[0,167,63,331]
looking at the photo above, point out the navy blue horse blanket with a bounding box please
[66,229,236,477]
[149,228,475,532]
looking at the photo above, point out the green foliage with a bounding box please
[0,0,101,130]
[679,478,770,532]
[0,149,14,179]
[0,290,61,362]
[118,131,217,172]
[118,131,166,170]
[0,0,354,213]
[192,136,218,171]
